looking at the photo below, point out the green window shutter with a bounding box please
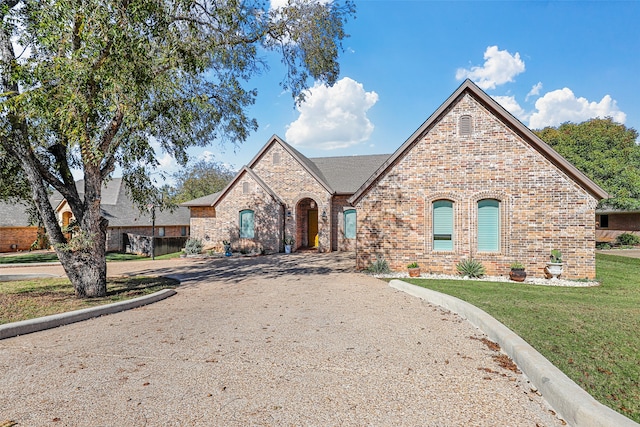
[433,200,453,251]
[344,209,356,239]
[240,210,255,238]
[478,199,499,252]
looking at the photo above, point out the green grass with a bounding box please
[400,253,640,423]
[0,251,183,264]
[0,276,179,325]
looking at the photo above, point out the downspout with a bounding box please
[281,202,287,253]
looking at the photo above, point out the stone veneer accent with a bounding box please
[354,93,598,279]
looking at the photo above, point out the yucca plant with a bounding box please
[456,258,486,278]
[184,238,203,255]
[366,255,391,274]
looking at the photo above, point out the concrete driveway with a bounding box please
[0,252,563,426]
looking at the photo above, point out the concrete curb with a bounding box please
[389,279,639,427]
[0,288,177,340]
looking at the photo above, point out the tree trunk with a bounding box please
[57,245,107,298]
[55,172,109,298]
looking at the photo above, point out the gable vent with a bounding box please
[273,152,280,165]
[459,115,472,136]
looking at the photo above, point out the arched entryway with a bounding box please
[61,211,74,240]
[296,198,319,249]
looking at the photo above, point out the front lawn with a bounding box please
[0,276,179,325]
[401,253,639,423]
[0,251,182,264]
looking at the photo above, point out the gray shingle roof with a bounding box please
[0,201,33,227]
[180,192,221,207]
[1,178,190,229]
[56,178,190,227]
[309,154,390,194]
[96,178,189,227]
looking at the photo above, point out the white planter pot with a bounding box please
[546,262,563,279]
[285,244,292,254]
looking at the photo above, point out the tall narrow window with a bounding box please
[242,182,250,194]
[273,152,281,165]
[344,209,356,239]
[478,199,500,252]
[433,200,453,251]
[239,210,255,238]
[459,115,472,136]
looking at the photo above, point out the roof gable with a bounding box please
[248,135,335,194]
[208,166,285,209]
[349,79,609,204]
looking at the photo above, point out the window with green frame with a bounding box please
[344,209,356,239]
[433,200,453,251]
[239,209,255,238]
[477,199,500,252]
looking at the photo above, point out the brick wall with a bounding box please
[354,93,598,279]
[249,141,333,252]
[332,195,357,252]
[0,227,41,252]
[193,170,284,253]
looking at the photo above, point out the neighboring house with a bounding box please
[56,178,191,252]
[348,79,607,279]
[595,208,640,243]
[0,201,45,252]
[184,80,607,279]
[181,138,389,254]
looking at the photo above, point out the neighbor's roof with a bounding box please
[56,177,190,227]
[0,201,33,227]
[349,79,610,205]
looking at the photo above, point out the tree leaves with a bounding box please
[535,118,640,209]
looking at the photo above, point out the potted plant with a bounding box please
[509,261,526,282]
[223,240,232,257]
[284,236,295,254]
[407,262,421,277]
[545,249,563,279]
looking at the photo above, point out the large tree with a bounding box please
[170,159,235,204]
[0,0,354,297]
[535,118,640,210]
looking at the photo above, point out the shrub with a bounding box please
[366,255,390,274]
[550,249,563,264]
[510,261,524,270]
[456,259,486,278]
[596,242,612,250]
[616,233,640,246]
[184,238,203,255]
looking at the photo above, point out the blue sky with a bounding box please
[160,0,640,179]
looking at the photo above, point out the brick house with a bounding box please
[0,201,46,252]
[56,178,190,252]
[348,79,608,279]
[182,136,388,253]
[595,208,640,244]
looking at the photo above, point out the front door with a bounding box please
[308,209,318,247]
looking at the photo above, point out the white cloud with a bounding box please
[528,88,626,129]
[493,95,528,122]
[285,77,378,150]
[526,82,543,101]
[456,46,525,90]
